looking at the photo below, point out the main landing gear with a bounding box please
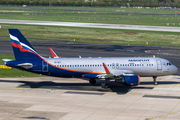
[101,82,109,89]
[153,76,158,85]
[89,78,96,85]
[101,79,110,89]
[89,78,110,89]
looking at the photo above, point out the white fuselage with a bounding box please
[46,57,178,77]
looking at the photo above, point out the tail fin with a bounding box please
[9,29,42,60]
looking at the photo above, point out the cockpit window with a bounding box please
[167,63,172,66]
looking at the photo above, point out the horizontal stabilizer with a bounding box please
[17,63,33,69]
[2,59,13,62]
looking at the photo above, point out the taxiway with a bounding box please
[0,76,180,120]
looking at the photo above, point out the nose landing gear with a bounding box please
[153,76,158,85]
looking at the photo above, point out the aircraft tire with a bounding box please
[89,78,96,85]
[101,82,109,89]
[154,82,158,85]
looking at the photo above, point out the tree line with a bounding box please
[1,0,180,8]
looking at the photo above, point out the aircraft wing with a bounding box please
[83,63,135,79]
[96,63,134,79]
[97,69,134,79]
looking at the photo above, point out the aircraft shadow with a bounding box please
[0,79,157,95]
[140,81,180,85]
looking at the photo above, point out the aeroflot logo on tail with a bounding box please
[128,59,150,62]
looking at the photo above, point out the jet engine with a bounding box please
[115,75,140,86]
[82,73,98,79]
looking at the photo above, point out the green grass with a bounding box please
[1,5,179,13]
[0,13,180,27]
[1,23,180,46]
[0,54,42,77]
[0,6,180,27]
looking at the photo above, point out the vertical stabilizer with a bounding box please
[9,29,42,60]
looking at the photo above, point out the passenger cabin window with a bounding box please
[112,63,115,69]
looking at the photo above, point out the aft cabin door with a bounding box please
[42,61,48,72]
[156,60,162,70]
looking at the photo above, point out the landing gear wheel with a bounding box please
[153,76,158,85]
[89,79,96,85]
[154,82,158,85]
[101,82,109,89]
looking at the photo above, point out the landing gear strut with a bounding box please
[89,78,96,85]
[101,79,110,89]
[153,76,158,85]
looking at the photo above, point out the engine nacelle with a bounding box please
[82,73,98,79]
[115,75,140,86]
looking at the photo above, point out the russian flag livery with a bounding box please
[9,29,42,60]
[4,29,178,89]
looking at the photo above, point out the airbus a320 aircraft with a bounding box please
[3,29,178,88]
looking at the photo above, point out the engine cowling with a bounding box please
[82,73,98,79]
[115,75,140,86]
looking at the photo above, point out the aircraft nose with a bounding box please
[172,65,178,73]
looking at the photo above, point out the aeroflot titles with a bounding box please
[128,59,150,62]
[55,59,150,63]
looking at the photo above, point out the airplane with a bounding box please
[3,29,178,89]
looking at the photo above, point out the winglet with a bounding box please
[49,47,59,58]
[102,63,110,74]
